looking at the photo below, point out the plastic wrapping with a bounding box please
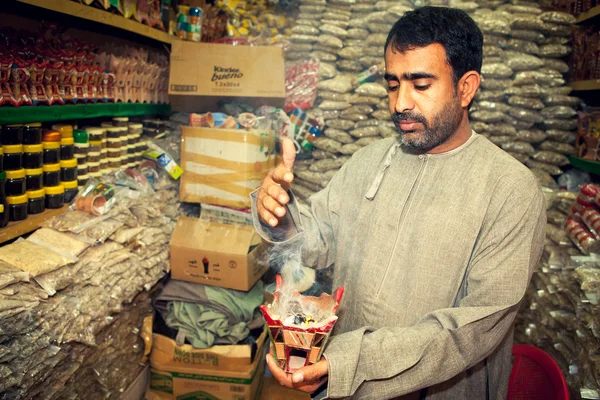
[320,63,338,79]
[487,123,517,136]
[324,128,355,144]
[476,90,506,102]
[541,106,577,119]
[505,85,543,98]
[471,110,508,123]
[337,60,363,72]
[543,118,578,130]
[481,78,513,90]
[513,71,555,86]
[318,34,344,49]
[540,11,576,25]
[312,137,343,153]
[350,126,380,138]
[291,34,319,44]
[510,30,546,43]
[489,135,514,145]
[367,33,388,46]
[508,96,545,110]
[319,100,352,110]
[565,218,600,254]
[533,151,570,166]
[506,54,545,71]
[319,76,353,93]
[508,108,544,123]
[481,63,514,78]
[531,168,558,188]
[320,24,349,38]
[479,19,511,36]
[503,39,540,55]
[501,141,536,155]
[340,143,363,155]
[472,121,489,133]
[543,95,580,107]
[544,58,570,74]
[511,16,546,31]
[311,51,338,62]
[539,141,575,155]
[546,129,575,144]
[325,119,355,130]
[338,47,363,60]
[526,159,563,176]
[342,105,375,115]
[292,25,320,36]
[348,94,380,104]
[347,28,369,39]
[539,44,571,58]
[515,129,547,143]
[475,101,512,113]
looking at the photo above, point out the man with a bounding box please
[251,6,546,400]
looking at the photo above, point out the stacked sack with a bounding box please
[288,0,414,202]
[468,5,578,189]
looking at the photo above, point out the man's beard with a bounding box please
[392,98,463,153]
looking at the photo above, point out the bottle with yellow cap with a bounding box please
[63,180,79,203]
[3,145,23,171]
[43,163,61,187]
[60,159,78,182]
[7,193,28,221]
[60,137,75,160]
[5,169,26,197]
[23,123,42,145]
[2,125,23,145]
[43,141,60,164]
[27,188,45,215]
[45,184,64,209]
[0,171,8,227]
[23,144,43,169]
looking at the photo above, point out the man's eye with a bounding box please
[414,84,431,91]
[387,84,399,92]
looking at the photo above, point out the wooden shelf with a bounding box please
[0,205,68,245]
[570,80,600,91]
[577,5,600,23]
[18,0,175,44]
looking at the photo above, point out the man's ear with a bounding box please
[458,71,481,109]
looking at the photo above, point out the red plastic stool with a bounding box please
[507,344,570,400]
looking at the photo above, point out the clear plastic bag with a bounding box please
[311,51,337,62]
[543,118,578,130]
[526,159,563,176]
[540,22,572,37]
[540,11,576,25]
[546,129,575,144]
[341,104,374,115]
[543,58,569,74]
[543,86,572,96]
[348,28,369,39]
[348,94,380,104]
[543,95,580,107]
[287,52,312,61]
[481,78,513,90]
[507,5,542,15]
[505,85,543,98]
[355,82,388,97]
[337,60,363,72]
[475,101,512,113]
[309,156,351,172]
[356,119,380,128]
[299,5,326,13]
[360,56,383,68]
[539,141,575,155]
[380,122,399,138]
[489,135,516,145]
[312,137,343,153]
[364,47,382,57]
[311,149,337,160]
[319,100,352,110]
[476,90,506,102]
[513,71,556,86]
[291,34,319,44]
[322,19,349,28]
[508,151,530,163]
[318,76,353,93]
[508,96,545,110]
[292,25,320,36]
[290,43,314,53]
[510,29,545,43]
[296,19,321,27]
[471,110,508,123]
[539,44,571,58]
[479,19,511,36]
[481,63,514,78]
[371,110,392,120]
[367,33,388,46]
[532,150,570,166]
[471,121,489,133]
[320,24,348,38]
[340,143,363,155]
[352,3,375,11]
[350,126,380,138]
[503,38,540,55]
[320,63,338,79]
[483,46,504,57]
[511,16,546,31]
[501,141,536,155]
[515,129,547,143]
[318,34,344,49]
[344,39,366,48]
[324,128,355,144]
[487,123,517,136]
[365,11,398,24]
[367,23,392,33]
[541,106,577,119]
[325,118,355,130]
[509,108,543,123]
[531,168,559,189]
[484,57,503,65]
[355,137,381,146]
[507,54,544,71]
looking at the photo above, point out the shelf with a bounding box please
[17,0,175,44]
[577,5,600,23]
[570,80,600,91]
[569,155,600,175]
[0,205,68,245]
[0,103,171,125]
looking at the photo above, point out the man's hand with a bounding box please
[257,138,296,227]
[266,353,328,394]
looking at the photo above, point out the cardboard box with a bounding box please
[179,126,276,209]
[148,325,267,400]
[169,42,285,112]
[170,216,269,291]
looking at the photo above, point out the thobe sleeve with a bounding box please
[250,163,347,270]
[322,182,547,399]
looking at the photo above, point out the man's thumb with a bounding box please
[281,138,296,170]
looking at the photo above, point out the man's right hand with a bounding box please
[257,138,296,227]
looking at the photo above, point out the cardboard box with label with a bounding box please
[179,126,276,209]
[147,322,267,400]
[169,42,285,112]
[170,217,268,291]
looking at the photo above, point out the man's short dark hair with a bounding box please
[384,6,483,86]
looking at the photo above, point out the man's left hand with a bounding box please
[266,353,329,394]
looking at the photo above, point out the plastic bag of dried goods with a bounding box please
[355,82,387,97]
[481,78,513,90]
[539,141,575,155]
[543,95,580,107]
[540,11,576,25]
[323,12,350,21]
[318,34,344,49]
[314,45,340,55]
[299,4,326,13]
[547,209,568,226]
[508,96,545,110]
[365,11,398,24]
[364,47,382,57]
[372,110,392,120]
[320,24,349,38]
[319,76,353,93]
[511,16,546,31]
[511,119,536,130]
[340,113,370,121]
[348,18,366,29]
[296,18,321,27]
[481,63,513,78]
[291,34,319,44]
[479,19,511,36]
[367,33,388,46]
[318,63,336,80]
[313,137,343,153]
[509,108,543,123]
[345,39,366,48]
[355,137,381,146]
[533,150,570,166]
[326,119,355,130]
[540,23,572,37]
[338,60,363,72]
[312,149,337,160]
[295,177,323,193]
[336,45,364,59]
[487,123,517,136]
[348,28,369,39]
[503,39,541,55]
[356,120,380,129]
[546,129,575,144]
[340,143,363,154]
[471,121,489,133]
[309,156,351,172]
[505,85,543,98]
[324,128,355,144]
[543,119,578,130]
[489,135,515,145]
[515,129,547,143]
[342,104,374,115]
[564,218,600,254]
[526,159,563,175]
[507,151,530,163]
[476,90,506,102]
[543,58,569,73]
[290,43,314,53]
[292,25,320,36]
[539,44,571,58]
[483,46,504,58]
[287,52,313,61]
[376,98,389,110]
[513,71,555,86]
[484,57,503,64]
[544,87,573,96]
[350,126,380,138]
[319,100,352,110]
[311,51,337,62]
[532,168,559,189]
[470,110,507,123]
[507,4,542,14]
[475,101,512,113]
[322,19,349,28]
[366,23,390,33]
[541,106,577,119]
[501,141,536,155]
[510,29,545,43]
[380,125,399,138]
[389,4,413,16]
[352,3,374,11]
[359,57,383,68]
[348,94,380,104]
[507,54,545,71]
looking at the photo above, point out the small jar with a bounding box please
[88,162,100,173]
[52,124,73,139]
[87,152,101,163]
[60,159,78,182]
[112,117,129,127]
[101,122,113,128]
[43,141,60,164]
[25,168,43,191]
[99,159,109,170]
[128,123,143,136]
[62,180,79,203]
[0,171,8,228]
[102,138,108,149]
[101,148,108,159]
[120,147,128,158]
[89,171,102,179]
[107,137,122,149]
[60,137,75,160]
[45,184,65,209]
[23,123,42,145]
[43,163,61,187]
[108,157,121,169]
[23,144,43,169]
[89,140,102,153]
[127,135,136,145]
[7,194,28,221]
[127,144,136,155]
[42,130,61,142]
[106,127,122,139]
[75,153,87,166]
[108,149,121,159]
[2,125,22,145]
[77,163,89,177]
[74,142,89,157]
[78,174,90,187]
[85,127,104,142]
[5,169,26,196]
[3,145,23,171]
[27,188,45,215]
